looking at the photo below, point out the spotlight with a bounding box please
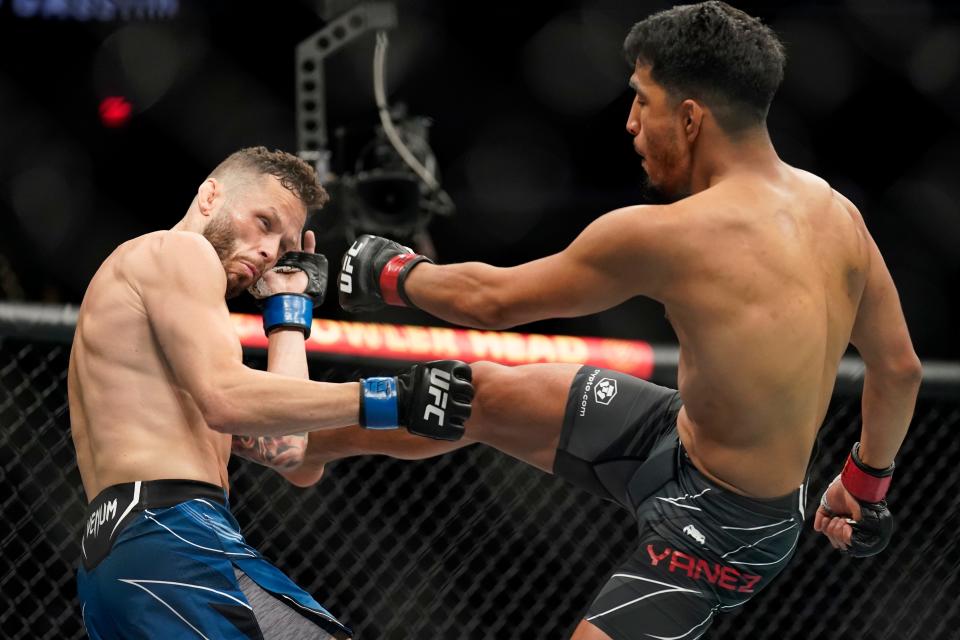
[99,96,132,128]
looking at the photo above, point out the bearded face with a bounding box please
[201,208,246,299]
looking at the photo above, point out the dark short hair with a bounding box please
[210,146,329,208]
[623,1,785,133]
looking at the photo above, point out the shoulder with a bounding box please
[119,230,217,262]
[788,167,863,221]
[650,190,736,240]
[569,205,673,263]
[573,200,727,268]
[789,166,834,193]
[127,231,225,291]
[570,203,702,282]
[144,230,220,267]
[587,203,690,239]
[152,231,220,260]
[830,188,866,227]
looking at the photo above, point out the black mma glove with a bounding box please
[358,360,473,441]
[821,442,895,558]
[249,252,329,338]
[338,234,432,313]
[272,252,330,303]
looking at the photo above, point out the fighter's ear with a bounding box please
[197,178,220,216]
[680,99,705,143]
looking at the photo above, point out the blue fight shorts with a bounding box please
[77,479,351,639]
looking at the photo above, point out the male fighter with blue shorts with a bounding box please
[69,146,473,638]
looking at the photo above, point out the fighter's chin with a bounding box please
[224,273,248,300]
[639,170,682,205]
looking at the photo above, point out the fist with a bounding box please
[249,231,327,301]
[814,475,861,551]
[398,360,474,441]
[814,474,893,558]
[338,234,431,313]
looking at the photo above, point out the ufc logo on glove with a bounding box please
[338,241,362,294]
[358,360,473,441]
[423,368,451,425]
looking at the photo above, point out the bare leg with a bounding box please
[282,424,472,486]
[283,361,578,485]
[466,361,579,473]
[570,619,615,640]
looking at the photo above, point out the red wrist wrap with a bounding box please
[840,443,894,503]
[380,253,419,307]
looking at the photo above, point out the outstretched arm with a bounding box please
[339,205,682,329]
[408,206,678,328]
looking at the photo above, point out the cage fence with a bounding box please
[1,304,958,640]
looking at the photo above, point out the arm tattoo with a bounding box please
[231,433,308,470]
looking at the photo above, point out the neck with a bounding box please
[689,126,781,194]
[172,202,206,234]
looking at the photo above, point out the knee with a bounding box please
[467,360,515,424]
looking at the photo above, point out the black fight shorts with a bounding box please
[554,367,808,640]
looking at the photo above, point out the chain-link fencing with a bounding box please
[1,333,958,639]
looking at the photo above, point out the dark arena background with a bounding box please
[2,1,960,639]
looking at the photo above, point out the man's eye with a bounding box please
[258,216,270,230]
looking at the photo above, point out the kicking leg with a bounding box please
[283,361,578,485]
[466,361,580,473]
[571,620,615,640]
[282,423,473,486]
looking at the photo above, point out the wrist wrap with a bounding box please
[262,293,313,338]
[359,377,400,429]
[841,442,895,503]
[379,254,429,307]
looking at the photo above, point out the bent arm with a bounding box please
[849,229,922,469]
[231,330,310,471]
[138,232,359,437]
[403,206,677,329]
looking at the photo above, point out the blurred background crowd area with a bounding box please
[0,0,957,358]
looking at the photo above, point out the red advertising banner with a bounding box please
[232,314,655,379]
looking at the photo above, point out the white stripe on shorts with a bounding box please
[586,574,700,621]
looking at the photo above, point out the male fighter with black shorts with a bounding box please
[68,146,473,638]
[288,4,922,639]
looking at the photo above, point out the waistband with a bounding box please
[679,445,804,518]
[87,478,227,512]
[81,479,228,572]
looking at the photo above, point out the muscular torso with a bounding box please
[69,232,232,501]
[661,168,868,497]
